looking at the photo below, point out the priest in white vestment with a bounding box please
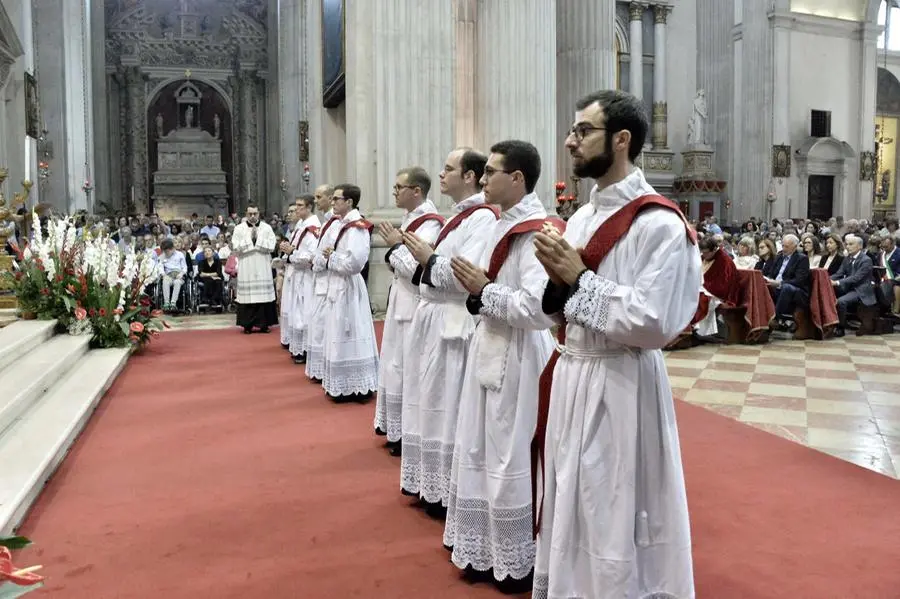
[305,193,342,383]
[279,203,301,348]
[374,167,444,455]
[398,149,496,514]
[232,204,278,333]
[533,90,698,599]
[318,184,379,401]
[287,194,321,364]
[443,140,555,595]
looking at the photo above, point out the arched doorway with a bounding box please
[146,79,234,215]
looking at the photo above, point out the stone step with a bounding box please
[0,319,58,372]
[0,333,90,437]
[0,347,130,535]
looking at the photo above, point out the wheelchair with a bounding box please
[154,271,199,315]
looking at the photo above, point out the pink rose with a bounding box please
[129,321,144,333]
[74,307,87,321]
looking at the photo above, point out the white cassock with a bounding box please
[305,216,342,381]
[319,209,379,396]
[400,193,498,505]
[533,169,699,599]
[374,199,443,440]
[443,192,555,582]
[279,223,305,346]
[232,220,278,327]
[287,214,322,357]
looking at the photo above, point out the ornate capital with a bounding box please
[653,5,672,25]
[629,2,645,21]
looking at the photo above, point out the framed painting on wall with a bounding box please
[24,72,39,139]
[322,0,345,108]
[772,144,791,178]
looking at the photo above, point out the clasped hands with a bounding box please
[278,240,293,254]
[534,223,587,286]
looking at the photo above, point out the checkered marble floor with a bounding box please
[667,335,900,478]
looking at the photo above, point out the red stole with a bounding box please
[296,225,320,247]
[334,218,375,249]
[317,216,340,247]
[405,213,446,234]
[433,204,500,249]
[531,193,696,538]
[486,217,566,281]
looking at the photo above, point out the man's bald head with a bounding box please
[314,184,335,212]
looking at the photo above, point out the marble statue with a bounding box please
[185,106,194,129]
[156,113,164,138]
[687,90,708,146]
[214,113,220,139]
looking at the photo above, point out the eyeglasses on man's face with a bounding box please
[567,123,606,142]
[392,184,417,193]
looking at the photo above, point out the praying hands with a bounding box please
[450,256,489,295]
[378,222,403,247]
[402,231,434,265]
[534,227,587,286]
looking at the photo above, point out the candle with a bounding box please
[131,185,135,204]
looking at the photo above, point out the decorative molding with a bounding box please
[651,101,668,149]
[629,2,645,21]
[766,10,868,40]
[653,4,671,25]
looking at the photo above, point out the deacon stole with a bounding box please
[433,204,499,249]
[531,194,696,537]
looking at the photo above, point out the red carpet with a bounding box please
[16,327,900,598]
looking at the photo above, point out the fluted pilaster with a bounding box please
[276,0,306,202]
[696,0,734,209]
[454,0,477,149]
[555,0,616,204]
[652,5,669,149]
[629,3,644,100]
[860,23,879,218]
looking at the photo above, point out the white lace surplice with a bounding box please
[400,193,497,504]
[374,200,442,440]
[279,223,305,345]
[232,221,277,304]
[304,217,342,380]
[321,209,380,396]
[443,193,555,582]
[286,215,321,355]
[533,169,699,599]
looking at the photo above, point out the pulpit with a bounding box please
[151,81,228,220]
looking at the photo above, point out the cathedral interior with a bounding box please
[0,0,895,224]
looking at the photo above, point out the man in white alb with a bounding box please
[374,167,444,455]
[287,194,321,364]
[279,203,301,349]
[305,187,342,383]
[532,89,698,599]
[443,140,556,594]
[232,204,278,334]
[314,184,335,221]
[318,184,379,401]
[398,149,497,515]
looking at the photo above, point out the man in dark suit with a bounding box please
[764,234,810,329]
[878,235,900,313]
[831,234,876,334]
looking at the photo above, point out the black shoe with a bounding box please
[243,328,252,334]
[389,444,402,457]
[494,571,533,595]
[292,354,306,364]
[310,377,322,384]
[425,503,447,520]
[400,488,417,497]
[260,327,270,333]
[374,427,387,436]
[281,343,290,350]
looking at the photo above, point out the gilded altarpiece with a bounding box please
[104,0,269,215]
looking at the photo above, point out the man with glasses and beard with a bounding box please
[531,90,699,599]
[232,203,279,334]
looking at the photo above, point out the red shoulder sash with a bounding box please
[405,213,446,234]
[531,193,694,538]
[334,219,374,248]
[316,216,340,247]
[297,225,320,247]
[433,204,499,249]
[486,217,566,281]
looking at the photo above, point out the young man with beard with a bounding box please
[318,184,379,401]
[398,148,497,513]
[532,89,699,599]
[374,167,445,454]
[286,194,321,364]
[442,140,557,594]
[232,204,279,333]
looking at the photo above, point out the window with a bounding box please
[878,0,900,51]
[810,110,832,138]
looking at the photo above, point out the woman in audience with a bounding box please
[801,234,824,268]
[198,246,224,308]
[820,233,845,275]
[734,236,759,270]
[804,221,819,237]
[755,238,778,277]
[866,235,882,264]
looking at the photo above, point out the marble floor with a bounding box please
[165,312,900,479]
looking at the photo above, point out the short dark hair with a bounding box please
[575,90,648,161]
[489,140,541,194]
[397,166,431,197]
[460,149,487,189]
[335,184,362,208]
[698,236,719,252]
[246,203,258,210]
[160,239,174,250]
[206,214,213,219]
[296,194,315,210]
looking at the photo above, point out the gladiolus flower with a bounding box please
[130,322,144,333]
[99,308,107,317]
[151,309,163,317]
[114,308,124,315]
[74,307,87,321]
[89,308,96,317]
[66,284,76,294]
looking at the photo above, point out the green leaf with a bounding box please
[62,295,74,311]
[119,321,131,337]
[0,536,31,550]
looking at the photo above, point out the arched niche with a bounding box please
[877,66,900,114]
[794,137,857,219]
[146,79,234,214]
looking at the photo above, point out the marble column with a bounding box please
[239,69,258,208]
[859,23,879,219]
[276,0,307,201]
[454,0,477,151]
[61,0,93,212]
[90,0,108,213]
[556,0,616,203]
[629,2,643,100]
[33,0,67,212]
[651,5,670,149]
[124,66,148,214]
